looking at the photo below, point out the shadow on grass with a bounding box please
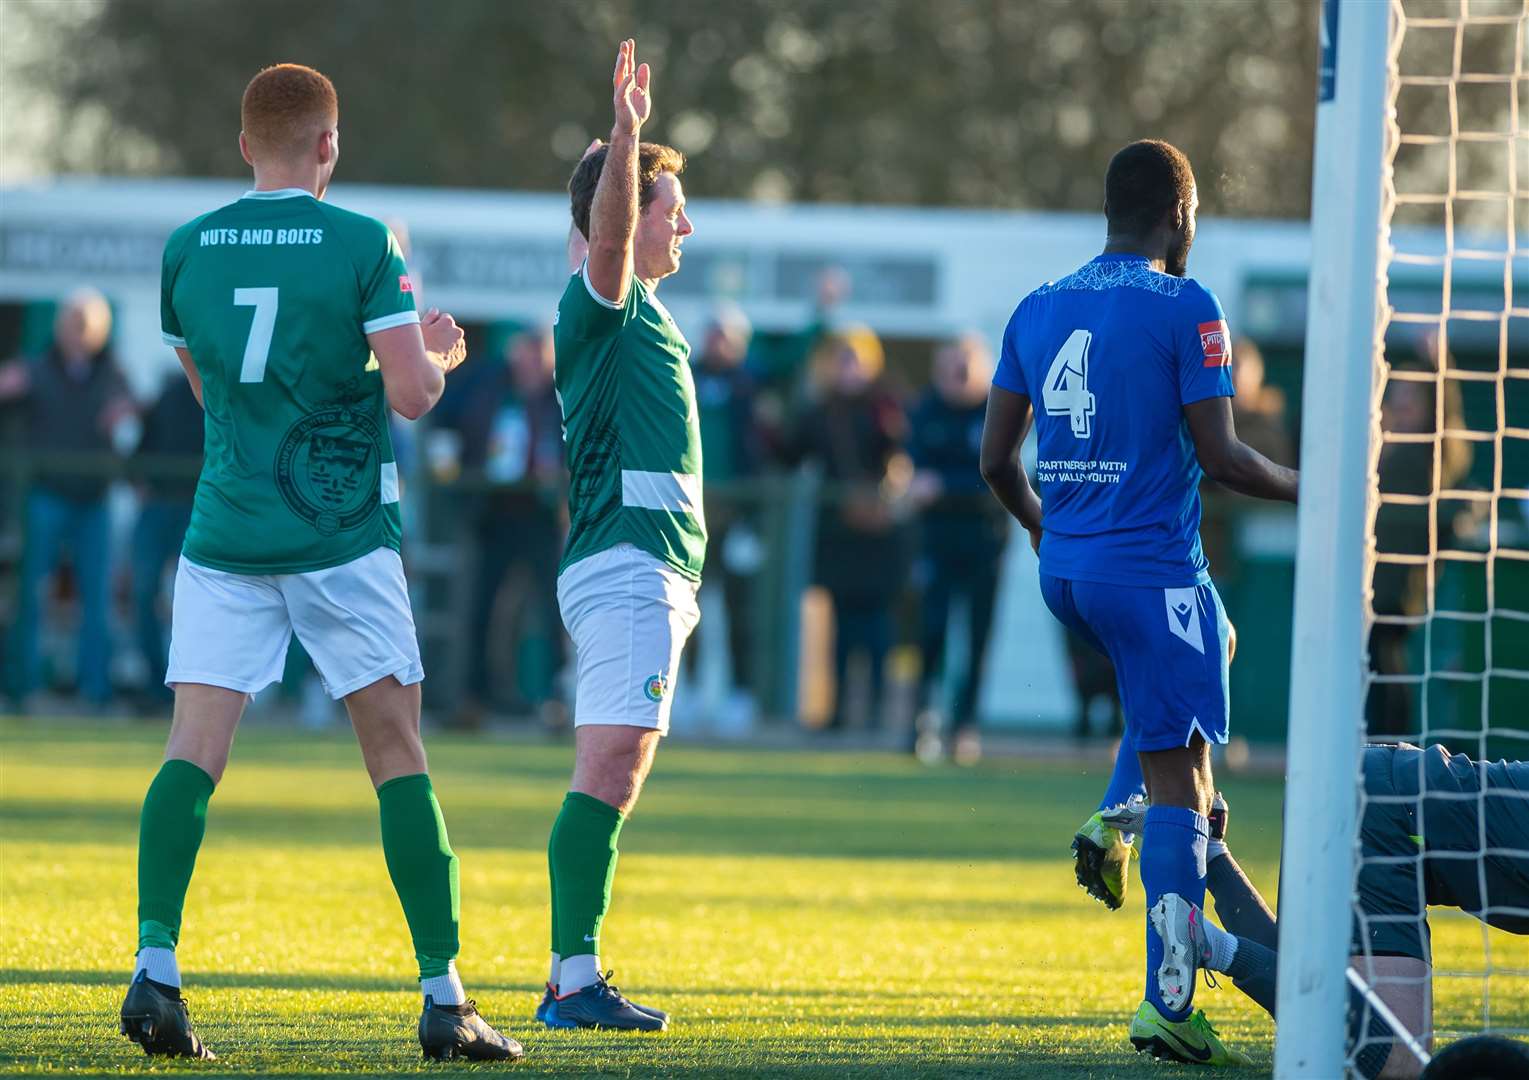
[2,971,1025,1007]
[0,969,487,994]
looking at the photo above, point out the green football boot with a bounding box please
[1129,1001,1250,1066]
[1072,809,1135,910]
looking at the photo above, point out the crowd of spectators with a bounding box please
[1,290,138,710]
[1,276,1306,760]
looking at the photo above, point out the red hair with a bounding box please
[241,63,338,159]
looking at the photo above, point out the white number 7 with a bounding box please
[233,287,278,383]
[1042,328,1096,438]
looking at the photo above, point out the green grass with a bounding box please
[0,719,1518,1077]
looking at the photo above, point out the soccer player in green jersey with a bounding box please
[536,41,701,1033]
[118,63,519,1063]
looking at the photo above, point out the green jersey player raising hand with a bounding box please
[537,40,702,1033]
[119,63,519,1064]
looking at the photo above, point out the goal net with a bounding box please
[1279,0,1528,1076]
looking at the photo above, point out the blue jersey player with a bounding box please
[980,140,1298,1065]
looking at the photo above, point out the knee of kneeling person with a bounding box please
[1377,1048,1422,1080]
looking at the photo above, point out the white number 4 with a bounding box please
[233,287,278,383]
[1043,328,1096,438]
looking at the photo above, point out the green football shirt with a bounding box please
[554,264,707,581]
[160,188,417,575]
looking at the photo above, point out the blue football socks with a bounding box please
[1140,804,1210,1020]
[1098,729,1147,812]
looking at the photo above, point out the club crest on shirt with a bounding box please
[1199,320,1231,368]
[275,403,383,536]
[643,673,668,702]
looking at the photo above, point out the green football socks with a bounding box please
[136,758,216,954]
[548,791,625,988]
[548,833,562,985]
[377,773,460,980]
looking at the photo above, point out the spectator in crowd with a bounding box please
[453,327,566,727]
[907,335,1009,763]
[1197,336,1295,588]
[751,267,849,454]
[692,304,765,706]
[1370,334,1473,736]
[1229,337,1294,469]
[130,369,205,712]
[785,327,911,731]
[0,288,136,708]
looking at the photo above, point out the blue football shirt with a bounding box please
[994,253,1235,587]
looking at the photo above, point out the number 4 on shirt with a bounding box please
[1043,328,1096,438]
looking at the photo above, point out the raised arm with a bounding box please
[1183,395,1299,503]
[585,39,650,305]
[369,307,466,421]
[566,140,604,273]
[979,383,1044,552]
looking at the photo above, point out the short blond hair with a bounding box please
[241,63,338,159]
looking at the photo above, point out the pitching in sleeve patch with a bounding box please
[1199,320,1231,368]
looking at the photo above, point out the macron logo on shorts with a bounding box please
[1164,587,1205,654]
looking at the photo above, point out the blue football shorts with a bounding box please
[1040,572,1230,753]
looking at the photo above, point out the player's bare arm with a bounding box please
[979,383,1044,552]
[173,347,204,408]
[1183,396,1299,503]
[565,140,605,272]
[369,307,465,420]
[585,39,649,304]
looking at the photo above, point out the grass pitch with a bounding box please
[0,718,1520,1077]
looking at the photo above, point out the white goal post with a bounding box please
[1276,0,1392,1072]
[1278,0,1527,1075]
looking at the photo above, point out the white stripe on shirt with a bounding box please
[380,462,400,505]
[621,470,702,515]
[362,310,420,335]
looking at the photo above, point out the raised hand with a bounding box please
[612,39,650,136]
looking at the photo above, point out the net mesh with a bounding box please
[1350,0,1529,1069]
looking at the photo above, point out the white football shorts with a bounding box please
[165,547,424,700]
[557,542,700,733]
